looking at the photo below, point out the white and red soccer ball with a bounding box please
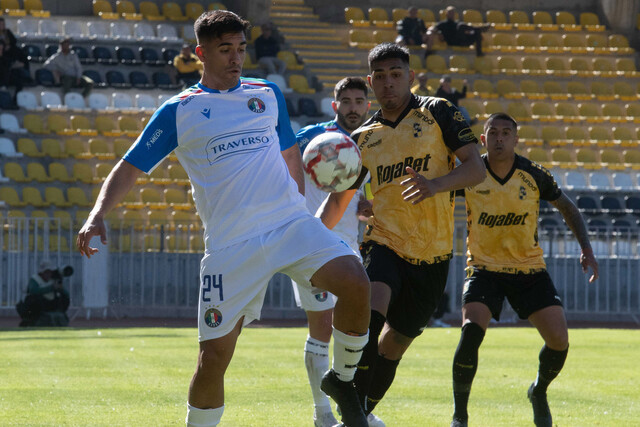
[302,132,362,193]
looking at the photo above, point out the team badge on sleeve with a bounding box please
[248,98,266,113]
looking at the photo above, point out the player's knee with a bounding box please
[545,330,569,351]
[197,346,232,376]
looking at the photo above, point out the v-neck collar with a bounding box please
[485,154,518,186]
[372,95,419,128]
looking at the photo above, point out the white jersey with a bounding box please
[296,120,363,252]
[123,78,308,251]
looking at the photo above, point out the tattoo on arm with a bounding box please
[550,193,592,251]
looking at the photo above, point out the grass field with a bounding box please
[0,326,638,426]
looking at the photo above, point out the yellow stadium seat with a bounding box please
[585,33,608,53]
[472,79,496,98]
[391,8,407,22]
[491,33,516,52]
[541,126,565,146]
[1,0,24,15]
[93,0,117,18]
[425,54,447,74]
[24,0,48,16]
[70,115,97,135]
[120,209,147,230]
[578,103,604,123]
[95,116,120,136]
[0,186,26,207]
[409,54,425,72]
[616,58,638,77]
[48,114,72,135]
[495,79,519,98]
[23,114,46,134]
[459,100,484,120]
[539,34,562,52]
[95,162,113,184]
[88,138,115,160]
[17,138,45,157]
[623,149,640,166]
[566,81,591,101]
[546,57,571,77]
[289,75,315,94]
[23,186,48,208]
[42,138,66,158]
[27,162,53,183]
[114,138,132,157]
[486,10,511,29]
[551,147,573,164]
[463,9,484,24]
[167,164,189,185]
[569,57,592,78]
[483,100,504,116]
[4,162,28,182]
[48,162,73,183]
[580,12,604,31]
[533,11,559,31]
[119,187,143,209]
[520,80,544,99]
[576,147,598,165]
[518,125,543,146]
[65,138,92,160]
[277,51,304,71]
[373,30,396,44]
[348,29,374,48]
[590,127,614,147]
[345,7,367,26]
[141,187,167,210]
[68,187,93,207]
[118,116,140,136]
[542,81,567,100]
[45,187,71,208]
[185,2,204,20]
[613,127,635,145]
[139,1,164,20]
[72,162,94,184]
[555,102,580,122]
[449,55,473,74]
[521,56,544,75]
[149,165,171,185]
[531,102,555,121]
[613,81,636,101]
[593,57,615,76]
[563,34,587,53]
[207,3,226,11]
[601,103,625,122]
[165,188,191,210]
[53,210,73,230]
[565,126,589,145]
[368,7,392,27]
[497,56,520,75]
[163,2,187,21]
[116,0,142,19]
[626,104,640,122]
[608,34,631,51]
[506,101,530,122]
[418,8,436,24]
[527,147,550,163]
[556,11,580,30]
[473,56,496,75]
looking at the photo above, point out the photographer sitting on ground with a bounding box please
[17,260,71,326]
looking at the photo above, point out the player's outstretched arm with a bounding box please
[281,144,305,196]
[550,193,599,283]
[76,160,142,258]
[401,144,485,204]
[317,189,357,229]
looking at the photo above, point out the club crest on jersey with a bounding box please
[204,307,223,328]
[413,123,422,137]
[519,186,527,199]
[315,292,329,302]
[453,111,465,122]
[248,97,266,113]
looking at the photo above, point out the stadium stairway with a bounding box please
[270,0,368,92]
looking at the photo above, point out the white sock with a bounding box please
[331,328,369,382]
[186,403,224,427]
[304,335,331,408]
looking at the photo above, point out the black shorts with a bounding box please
[361,241,450,338]
[462,267,563,321]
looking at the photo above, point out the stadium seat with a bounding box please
[92,45,117,64]
[26,162,52,183]
[163,2,187,21]
[565,126,589,145]
[67,187,93,207]
[520,80,543,99]
[42,139,66,158]
[89,138,115,160]
[0,113,27,133]
[185,2,205,20]
[576,195,599,216]
[623,149,640,167]
[576,147,598,166]
[522,56,544,75]
[140,1,164,20]
[39,20,61,41]
[152,71,178,90]
[17,137,44,157]
[23,114,47,134]
[368,7,392,27]
[87,92,109,110]
[298,97,321,117]
[425,54,448,74]
[555,103,580,122]
[167,164,189,185]
[612,172,633,190]
[4,162,28,182]
[527,147,549,163]
[106,70,131,88]
[21,43,43,62]
[67,139,92,160]
[545,57,570,77]
[72,162,94,184]
[541,125,564,144]
[289,75,315,94]
[533,11,559,31]
[578,103,604,123]
[157,24,179,41]
[116,0,141,19]
[563,34,587,53]
[139,47,163,66]
[135,93,156,110]
[48,162,73,182]
[165,188,191,209]
[473,56,496,75]
[40,91,63,109]
[110,22,135,42]
[130,71,154,89]
[35,68,55,86]
[48,114,72,134]
[0,187,26,207]
[565,170,587,190]
[556,11,579,30]
[625,195,640,216]
[580,12,604,31]
[589,126,613,147]
[345,6,367,25]
[133,21,158,42]
[115,46,139,64]
[87,21,110,41]
[118,115,139,135]
[23,186,48,208]
[44,187,71,208]
[83,70,106,87]
[601,195,626,217]
[589,171,612,189]
[497,56,520,75]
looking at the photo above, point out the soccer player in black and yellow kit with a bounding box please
[318,43,486,424]
[450,113,599,427]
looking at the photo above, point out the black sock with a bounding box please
[533,345,568,394]
[452,322,485,420]
[365,355,399,414]
[354,310,385,407]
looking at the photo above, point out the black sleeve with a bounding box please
[524,158,562,202]
[425,97,478,152]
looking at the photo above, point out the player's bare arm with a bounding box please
[281,144,305,196]
[76,159,142,258]
[317,189,358,229]
[401,143,486,204]
[550,193,599,283]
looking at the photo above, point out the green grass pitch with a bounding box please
[0,326,638,426]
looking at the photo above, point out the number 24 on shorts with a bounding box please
[202,274,223,302]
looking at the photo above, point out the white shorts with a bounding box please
[198,215,358,342]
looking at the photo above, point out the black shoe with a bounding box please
[320,369,367,427]
[528,383,552,427]
[451,416,468,427]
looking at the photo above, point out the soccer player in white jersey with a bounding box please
[76,11,371,427]
[293,77,380,427]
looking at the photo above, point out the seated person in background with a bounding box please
[425,5,490,57]
[254,23,286,75]
[396,7,427,46]
[0,40,30,106]
[0,17,29,70]
[436,75,476,125]
[411,72,430,96]
[17,260,70,327]
[173,44,203,88]
[43,37,93,97]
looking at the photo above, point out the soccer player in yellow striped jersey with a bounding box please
[450,113,599,427]
[318,42,486,420]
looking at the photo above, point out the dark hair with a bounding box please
[194,10,250,44]
[484,112,518,131]
[334,77,368,99]
[368,43,410,70]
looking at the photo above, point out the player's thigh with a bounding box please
[361,242,402,312]
[386,259,450,339]
[198,238,276,342]
[528,305,568,350]
[462,268,507,321]
[198,316,244,372]
[505,270,563,320]
[461,302,492,330]
[309,254,369,299]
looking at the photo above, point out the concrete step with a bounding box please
[273,19,330,28]
[290,43,344,50]
[284,34,342,42]
[271,5,313,12]
[280,27,338,35]
[270,12,318,19]
[272,0,305,5]
[298,51,356,58]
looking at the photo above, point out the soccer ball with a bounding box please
[302,132,362,193]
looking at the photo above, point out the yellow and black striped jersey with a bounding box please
[464,154,562,273]
[351,95,477,263]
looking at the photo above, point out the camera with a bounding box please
[51,265,74,283]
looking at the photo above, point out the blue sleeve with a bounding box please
[123,100,179,173]
[295,124,325,155]
[267,81,296,151]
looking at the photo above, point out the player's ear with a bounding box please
[331,101,338,114]
[480,133,487,147]
[195,45,204,60]
[408,69,415,87]
[367,75,373,89]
